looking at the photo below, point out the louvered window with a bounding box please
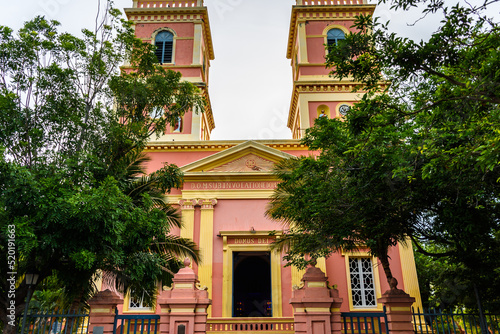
[155,31,174,64]
[327,28,345,47]
[349,258,377,308]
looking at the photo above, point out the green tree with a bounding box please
[266,115,419,291]
[0,4,204,333]
[267,0,500,306]
[325,0,500,310]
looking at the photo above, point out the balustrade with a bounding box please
[206,318,294,333]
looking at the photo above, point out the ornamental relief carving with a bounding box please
[209,154,275,172]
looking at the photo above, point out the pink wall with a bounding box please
[135,22,195,68]
[144,151,221,173]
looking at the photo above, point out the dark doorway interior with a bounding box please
[233,251,272,317]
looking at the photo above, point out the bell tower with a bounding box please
[286,0,376,139]
[125,0,215,141]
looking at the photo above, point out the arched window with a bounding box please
[155,31,174,64]
[327,28,345,47]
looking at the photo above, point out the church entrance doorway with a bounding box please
[232,251,272,317]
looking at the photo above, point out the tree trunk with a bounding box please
[378,252,394,287]
[1,306,24,334]
[3,322,17,334]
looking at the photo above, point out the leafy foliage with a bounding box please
[267,0,500,303]
[0,3,203,331]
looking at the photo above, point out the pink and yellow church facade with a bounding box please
[96,0,423,324]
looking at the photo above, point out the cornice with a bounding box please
[286,4,376,59]
[124,6,215,60]
[145,139,306,152]
[287,81,363,128]
[201,88,215,131]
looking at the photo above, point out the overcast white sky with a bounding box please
[1,0,490,140]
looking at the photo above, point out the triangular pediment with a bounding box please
[181,141,294,174]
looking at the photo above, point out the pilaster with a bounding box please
[179,199,197,240]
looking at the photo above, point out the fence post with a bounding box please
[378,281,415,334]
[290,262,343,334]
[159,258,211,334]
[88,290,123,334]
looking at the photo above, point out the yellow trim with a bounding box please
[307,282,326,288]
[192,23,202,65]
[389,306,412,312]
[316,257,327,275]
[174,283,193,289]
[171,308,194,313]
[398,239,424,310]
[331,308,341,312]
[305,307,330,313]
[219,230,281,237]
[343,252,383,311]
[291,266,305,288]
[182,190,275,200]
[298,23,308,64]
[222,239,283,318]
[322,25,349,36]
[198,199,217,317]
[145,139,307,152]
[176,37,194,40]
[91,308,111,313]
[180,201,195,241]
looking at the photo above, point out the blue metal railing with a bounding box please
[412,308,500,334]
[112,308,160,334]
[17,309,89,334]
[341,307,389,334]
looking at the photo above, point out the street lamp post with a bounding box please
[20,273,39,334]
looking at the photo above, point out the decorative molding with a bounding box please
[179,198,197,209]
[198,198,218,209]
[145,139,306,152]
[208,154,275,173]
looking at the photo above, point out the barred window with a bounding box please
[327,28,345,47]
[349,258,377,308]
[155,31,174,64]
